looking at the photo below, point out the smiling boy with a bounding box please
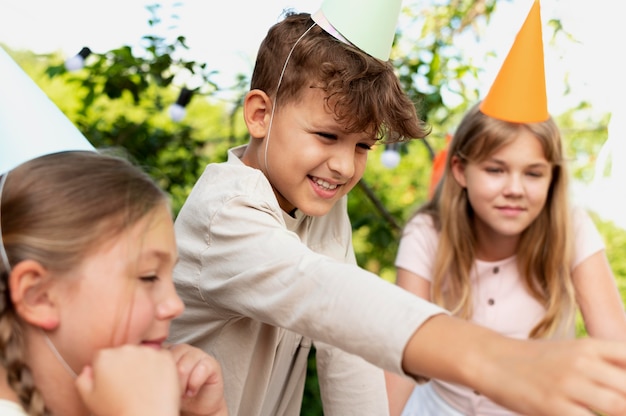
[167,7,626,416]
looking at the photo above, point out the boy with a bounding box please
[168,6,626,416]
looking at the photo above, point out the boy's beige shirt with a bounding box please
[168,145,444,416]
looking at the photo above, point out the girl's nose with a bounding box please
[157,284,184,320]
[503,173,524,196]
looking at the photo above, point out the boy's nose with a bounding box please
[328,147,355,179]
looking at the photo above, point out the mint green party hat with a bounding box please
[312,0,403,61]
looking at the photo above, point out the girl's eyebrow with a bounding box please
[142,250,178,265]
[485,157,550,169]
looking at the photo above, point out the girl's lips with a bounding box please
[141,339,165,349]
[497,206,525,216]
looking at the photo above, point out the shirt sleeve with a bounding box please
[395,214,439,282]
[571,205,606,269]
[190,187,445,374]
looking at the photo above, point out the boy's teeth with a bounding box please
[314,178,337,190]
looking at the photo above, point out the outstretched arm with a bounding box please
[402,314,626,416]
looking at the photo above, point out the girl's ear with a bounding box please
[450,155,467,188]
[243,89,272,140]
[8,260,60,330]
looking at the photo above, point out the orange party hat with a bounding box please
[479,0,548,123]
[428,133,451,197]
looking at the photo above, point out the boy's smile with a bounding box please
[244,87,377,217]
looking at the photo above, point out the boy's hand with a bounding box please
[168,343,228,416]
[75,345,180,416]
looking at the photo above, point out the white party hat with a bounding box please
[311,0,403,61]
[0,47,94,176]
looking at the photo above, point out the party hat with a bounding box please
[311,0,402,61]
[479,0,548,123]
[428,133,452,197]
[0,47,95,176]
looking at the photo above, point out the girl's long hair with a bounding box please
[418,103,576,338]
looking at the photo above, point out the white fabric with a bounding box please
[401,382,463,416]
[0,400,27,416]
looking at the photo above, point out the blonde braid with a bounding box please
[0,303,50,416]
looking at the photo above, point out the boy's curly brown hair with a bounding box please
[250,11,430,143]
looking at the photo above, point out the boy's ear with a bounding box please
[450,155,467,188]
[243,89,272,139]
[8,260,60,330]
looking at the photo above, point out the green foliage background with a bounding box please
[3,1,625,414]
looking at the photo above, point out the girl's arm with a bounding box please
[385,267,432,416]
[574,250,626,341]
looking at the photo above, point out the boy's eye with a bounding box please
[358,143,373,151]
[316,132,336,140]
[140,275,159,283]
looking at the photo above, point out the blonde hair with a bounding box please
[0,151,168,415]
[419,103,576,338]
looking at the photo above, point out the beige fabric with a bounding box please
[168,145,445,416]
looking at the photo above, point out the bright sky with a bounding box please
[0,0,619,113]
[2,0,624,227]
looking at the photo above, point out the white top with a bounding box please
[0,400,27,416]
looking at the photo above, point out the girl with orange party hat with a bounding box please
[386,1,626,415]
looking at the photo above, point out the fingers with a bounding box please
[75,365,94,397]
[565,340,626,415]
[76,345,181,416]
[526,339,626,416]
[167,343,228,416]
[169,343,222,397]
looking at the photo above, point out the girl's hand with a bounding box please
[76,345,180,416]
[168,343,228,416]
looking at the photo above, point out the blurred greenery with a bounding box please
[2,1,625,414]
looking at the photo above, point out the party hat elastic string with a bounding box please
[263,22,317,177]
[42,329,78,378]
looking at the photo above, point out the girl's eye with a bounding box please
[358,143,373,151]
[485,167,502,174]
[140,275,159,283]
[526,171,544,178]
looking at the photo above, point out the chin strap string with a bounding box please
[263,21,317,177]
[42,329,78,378]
